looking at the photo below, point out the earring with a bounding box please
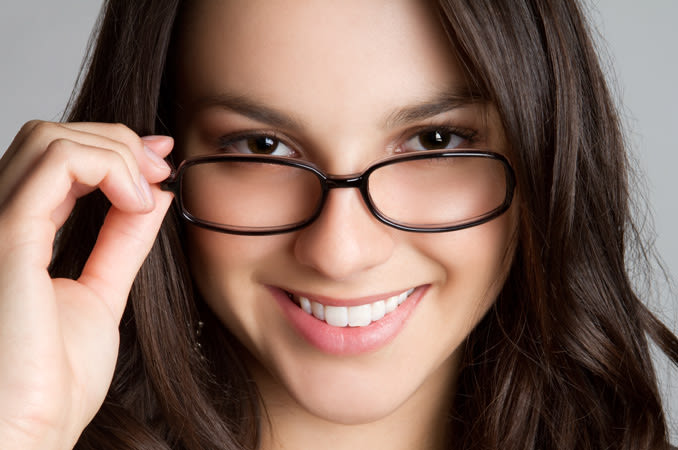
[193,320,206,360]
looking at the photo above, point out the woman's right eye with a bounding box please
[220,135,295,157]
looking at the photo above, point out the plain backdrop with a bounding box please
[0,0,676,442]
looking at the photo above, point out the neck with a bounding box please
[248,351,459,450]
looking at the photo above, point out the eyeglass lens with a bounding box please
[368,156,507,227]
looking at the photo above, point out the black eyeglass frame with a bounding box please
[160,149,516,235]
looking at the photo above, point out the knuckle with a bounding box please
[29,121,59,141]
[42,138,83,168]
[14,122,62,161]
[110,122,136,142]
[18,119,43,137]
[111,122,131,133]
[44,138,72,159]
[101,147,131,174]
[110,123,143,153]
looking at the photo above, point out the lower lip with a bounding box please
[269,286,427,356]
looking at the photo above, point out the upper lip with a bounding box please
[280,287,420,307]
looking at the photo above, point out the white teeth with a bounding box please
[311,301,325,321]
[293,288,416,328]
[348,304,372,327]
[371,300,385,321]
[385,295,398,313]
[325,306,348,327]
[300,296,312,314]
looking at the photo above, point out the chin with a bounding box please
[291,379,411,425]
[256,335,461,428]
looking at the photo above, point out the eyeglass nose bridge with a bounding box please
[315,173,375,222]
[323,174,366,190]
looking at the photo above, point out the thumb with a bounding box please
[78,186,172,322]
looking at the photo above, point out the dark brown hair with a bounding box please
[49,0,678,448]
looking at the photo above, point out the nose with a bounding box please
[294,187,394,281]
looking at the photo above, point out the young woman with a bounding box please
[1,1,676,449]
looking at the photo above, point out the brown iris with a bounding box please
[418,130,451,150]
[247,136,279,154]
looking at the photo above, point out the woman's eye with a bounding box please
[402,129,466,151]
[221,135,294,157]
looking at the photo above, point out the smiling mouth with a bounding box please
[285,288,416,328]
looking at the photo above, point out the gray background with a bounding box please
[0,0,675,441]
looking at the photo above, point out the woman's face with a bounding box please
[175,0,517,425]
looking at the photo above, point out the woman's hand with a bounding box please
[0,121,173,449]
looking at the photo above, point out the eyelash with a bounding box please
[217,130,286,149]
[398,124,477,151]
[215,124,479,157]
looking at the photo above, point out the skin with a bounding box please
[0,123,173,449]
[175,1,518,449]
[0,1,517,449]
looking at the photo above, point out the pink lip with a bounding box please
[268,285,428,356]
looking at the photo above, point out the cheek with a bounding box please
[187,229,256,303]
[414,206,518,324]
[185,228,292,350]
[187,228,271,274]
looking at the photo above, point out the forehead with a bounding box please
[175,0,464,117]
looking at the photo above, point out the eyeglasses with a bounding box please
[160,150,516,235]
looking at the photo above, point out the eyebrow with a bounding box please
[191,86,485,131]
[382,87,485,128]
[191,93,306,132]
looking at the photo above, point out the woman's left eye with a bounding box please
[221,135,294,157]
[402,129,466,152]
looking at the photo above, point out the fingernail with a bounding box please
[141,135,170,142]
[138,175,155,208]
[144,144,171,170]
[141,135,173,150]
